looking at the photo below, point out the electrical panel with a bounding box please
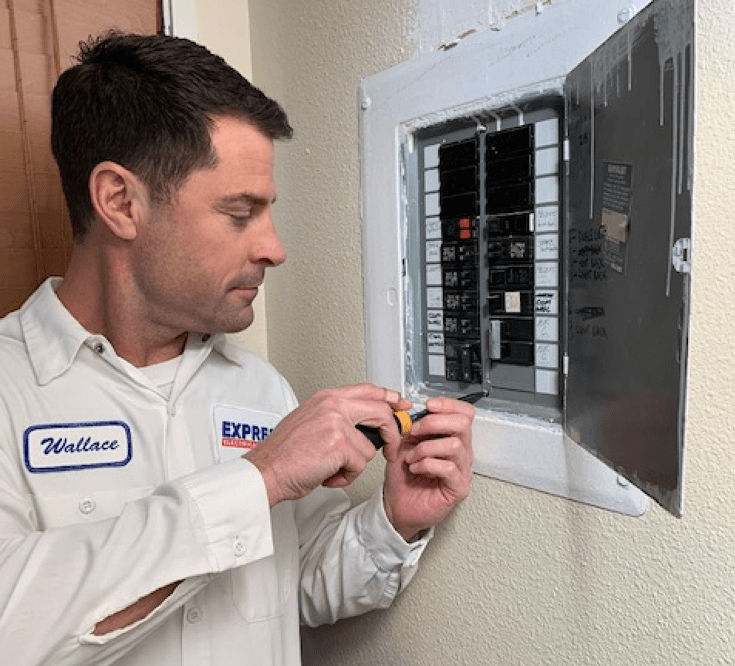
[416,104,563,413]
[362,0,693,516]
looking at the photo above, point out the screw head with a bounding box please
[618,7,634,24]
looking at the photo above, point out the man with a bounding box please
[0,33,474,665]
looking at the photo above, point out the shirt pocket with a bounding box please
[230,502,297,623]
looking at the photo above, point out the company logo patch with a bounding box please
[214,405,282,462]
[24,421,132,473]
[221,421,273,450]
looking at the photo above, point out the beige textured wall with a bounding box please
[248,0,415,389]
[249,0,735,664]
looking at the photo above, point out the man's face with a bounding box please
[132,117,286,335]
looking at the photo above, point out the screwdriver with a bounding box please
[356,390,488,450]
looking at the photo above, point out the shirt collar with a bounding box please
[20,278,96,385]
[20,278,236,386]
[212,333,250,366]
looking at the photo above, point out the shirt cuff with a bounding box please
[179,457,274,572]
[355,487,433,590]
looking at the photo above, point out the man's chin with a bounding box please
[205,306,255,336]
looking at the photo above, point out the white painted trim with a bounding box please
[168,0,198,40]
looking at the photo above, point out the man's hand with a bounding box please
[382,397,475,542]
[246,384,411,506]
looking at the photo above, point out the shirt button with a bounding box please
[93,342,105,354]
[233,538,246,558]
[79,498,96,515]
[186,607,202,624]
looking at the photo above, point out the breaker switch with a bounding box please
[457,243,478,263]
[486,153,534,185]
[485,125,534,159]
[487,237,534,261]
[488,290,534,315]
[493,318,534,341]
[488,266,534,289]
[500,341,534,366]
[487,213,534,236]
[444,314,480,337]
[440,137,479,219]
[443,292,479,312]
[486,125,534,215]
[443,268,478,289]
[442,242,479,264]
[440,138,478,169]
[441,192,478,218]
[489,319,534,365]
[445,342,482,384]
[486,181,534,214]
[443,217,479,241]
[440,166,478,195]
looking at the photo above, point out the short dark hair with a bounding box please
[51,31,293,239]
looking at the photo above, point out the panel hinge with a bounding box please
[672,238,692,274]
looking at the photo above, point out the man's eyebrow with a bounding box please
[216,192,277,207]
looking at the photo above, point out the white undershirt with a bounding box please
[122,355,183,400]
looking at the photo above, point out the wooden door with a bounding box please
[0,0,158,316]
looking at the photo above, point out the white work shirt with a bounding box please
[0,279,430,666]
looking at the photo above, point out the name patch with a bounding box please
[24,421,132,473]
[213,405,282,462]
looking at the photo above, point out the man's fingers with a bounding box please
[424,396,476,418]
[404,456,464,485]
[324,382,409,410]
[408,412,473,446]
[247,382,415,505]
[404,435,469,467]
[316,384,412,440]
[322,468,360,488]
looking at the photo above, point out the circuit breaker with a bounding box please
[417,105,563,412]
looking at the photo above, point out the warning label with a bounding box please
[600,161,633,274]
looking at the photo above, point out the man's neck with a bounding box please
[56,244,188,368]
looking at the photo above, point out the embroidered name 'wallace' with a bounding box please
[41,436,120,454]
[24,421,132,473]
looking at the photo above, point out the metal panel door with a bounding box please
[564,0,694,516]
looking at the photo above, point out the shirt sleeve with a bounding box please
[0,456,273,666]
[295,484,433,628]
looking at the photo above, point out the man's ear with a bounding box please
[88,162,148,241]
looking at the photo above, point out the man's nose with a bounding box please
[252,211,287,267]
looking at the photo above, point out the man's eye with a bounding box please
[229,213,252,226]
